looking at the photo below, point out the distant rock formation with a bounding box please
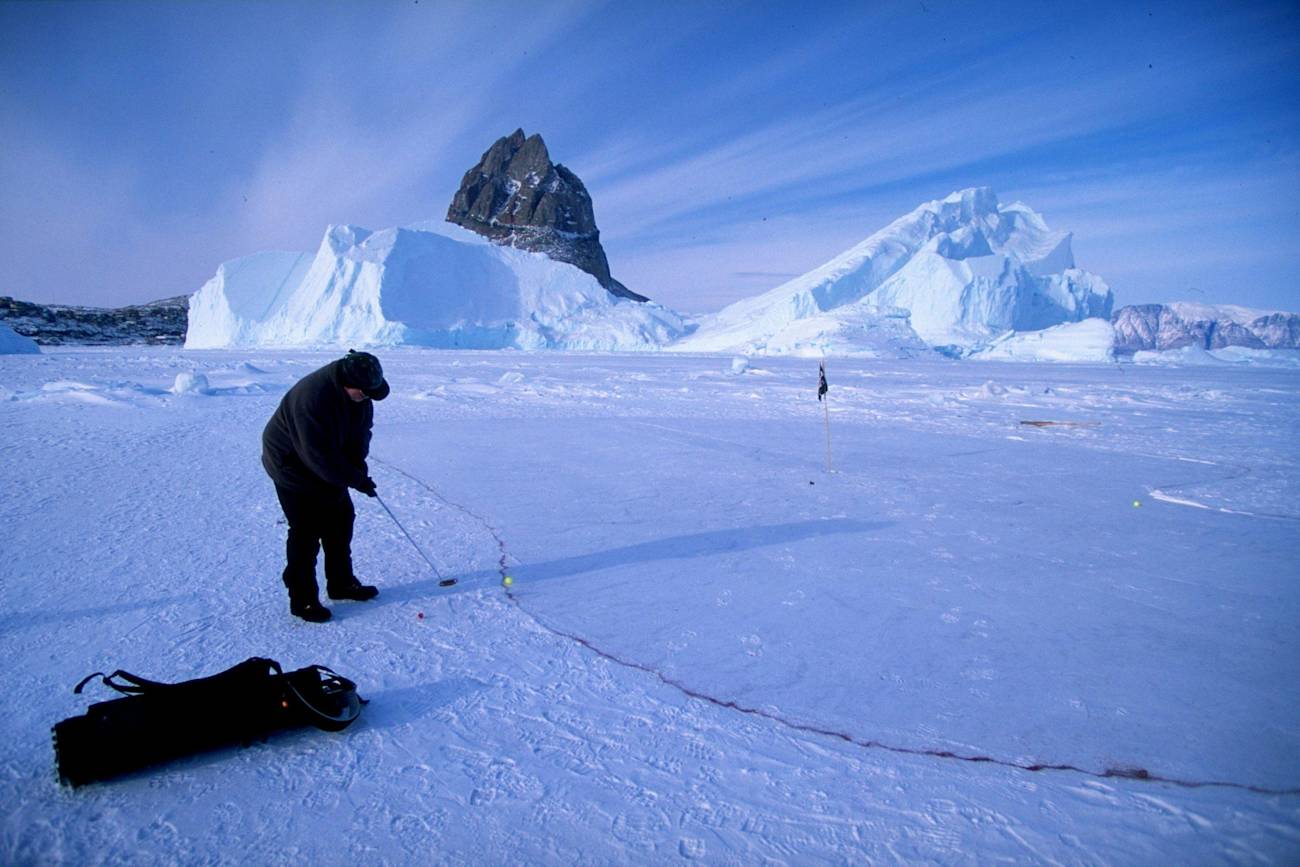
[447,129,646,302]
[0,295,188,345]
[1111,303,1300,354]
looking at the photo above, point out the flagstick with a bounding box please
[821,361,833,473]
[823,398,833,472]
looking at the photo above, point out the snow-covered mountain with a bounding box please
[1112,302,1300,354]
[674,188,1113,357]
[185,223,687,351]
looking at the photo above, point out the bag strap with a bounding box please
[73,669,168,696]
[73,658,284,696]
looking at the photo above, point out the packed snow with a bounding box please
[185,223,687,352]
[675,188,1113,356]
[0,322,40,354]
[2,346,1298,864]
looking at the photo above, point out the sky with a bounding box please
[1,0,1298,315]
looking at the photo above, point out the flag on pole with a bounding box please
[818,361,828,401]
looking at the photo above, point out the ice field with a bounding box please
[1,347,1297,864]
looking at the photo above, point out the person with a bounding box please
[261,350,389,622]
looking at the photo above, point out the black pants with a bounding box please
[274,484,355,606]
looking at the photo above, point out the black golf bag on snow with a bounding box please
[52,656,365,787]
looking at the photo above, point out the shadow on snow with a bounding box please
[378,517,889,603]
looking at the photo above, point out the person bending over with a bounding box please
[262,350,388,622]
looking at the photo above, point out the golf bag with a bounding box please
[52,657,365,787]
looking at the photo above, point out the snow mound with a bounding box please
[0,323,39,354]
[971,319,1116,363]
[497,371,525,386]
[185,223,688,351]
[677,188,1112,355]
[171,372,211,394]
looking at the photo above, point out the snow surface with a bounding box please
[185,223,687,352]
[0,322,40,354]
[3,347,1299,864]
[675,188,1113,356]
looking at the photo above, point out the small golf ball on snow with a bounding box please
[502,575,513,587]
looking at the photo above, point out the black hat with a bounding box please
[339,350,390,401]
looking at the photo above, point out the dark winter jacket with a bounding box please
[262,360,374,494]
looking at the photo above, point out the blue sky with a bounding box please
[2,0,1297,313]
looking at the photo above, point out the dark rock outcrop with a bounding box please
[447,129,646,302]
[1250,312,1300,349]
[0,295,188,345]
[1111,303,1300,354]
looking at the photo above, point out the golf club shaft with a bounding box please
[375,493,442,580]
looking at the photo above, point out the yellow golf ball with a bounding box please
[502,575,513,587]
[1133,499,1141,508]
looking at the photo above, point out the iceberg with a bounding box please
[185,223,687,351]
[0,322,40,355]
[676,187,1112,356]
[970,319,1116,363]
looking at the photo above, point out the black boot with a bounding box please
[328,577,378,602]
[290,600,332,623]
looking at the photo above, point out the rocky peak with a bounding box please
[447,129,646,302]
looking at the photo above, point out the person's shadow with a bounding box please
[377,517,889,604]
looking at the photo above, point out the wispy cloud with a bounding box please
[577,5,1300,311]
[1,0,601,301]
[226,1,598,253]
[1,0,1296,312]
[999,142,1300,302]
[610,203,905,313]
[590,46,1258,242]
